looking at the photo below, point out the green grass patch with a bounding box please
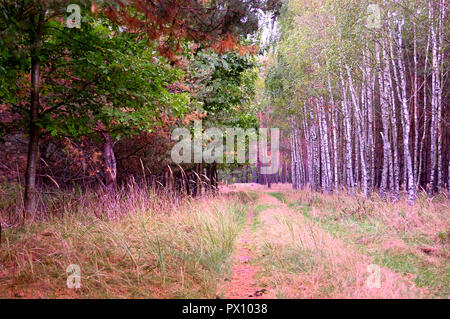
[267,192,286,203]
[260,242,317,273]
[252,204,278,230]
[283,195,449,298]
[374,250,450,298]
[247,191,259,202]
[254,204,278,214]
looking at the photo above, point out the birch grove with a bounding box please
[266,0,449,205]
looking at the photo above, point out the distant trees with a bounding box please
[266,0,448,205]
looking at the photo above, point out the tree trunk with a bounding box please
[418,9,432,189]
[429,1,439,195]
[386,34,401,197]
[281,161,287,184]
[102,133,117,193]
[328,75,339,191]
[394,17,415,204]
[319,98,332,193]
[24,12,44,216]
[303,111,314,190]
[413,23,419,185]
[376,42,392,199]
[24,55,41,215]
[290,119,298,189]
[436,0,445,190]
[309,99,320,192]
[339,71,355,195]
[347,66,369,198]
[318,102,327,193]
[363,47,375,192]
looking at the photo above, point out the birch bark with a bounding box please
[347,66,369,197]
[340,71,355,195]
[395,16,416,204]
[376,42,393,198]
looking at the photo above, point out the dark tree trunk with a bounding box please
[244,165,249,183]
[212,162,218,192]
[205,164,212,193]
[102,133,117,193]
[24,55,41,215]
[24,13,44,216]
[287,165,292,184]
[252,166,258,183]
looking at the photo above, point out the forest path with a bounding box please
[221,208,268,299]
[219,184,421,299]
[220,185,283,299]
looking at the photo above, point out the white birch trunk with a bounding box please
[347,65,369,198]
[429,0,439,195]
[340,71,355,195]
[394,16,416,204]
[376,42,393,198]
[328,75,339,191]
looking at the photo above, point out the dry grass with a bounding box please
[0,183,249,298]
[250,191,420,298]
[281,188,450,298]
[1,182,447,299]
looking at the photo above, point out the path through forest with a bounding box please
[221,186,280,299]
[219,184,422,299]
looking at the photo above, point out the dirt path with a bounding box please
[220,184,421,299]
[222,209,269,299]
[220,186,283,299]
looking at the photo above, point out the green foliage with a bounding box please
[267,192,286,203]
[43,19,190,140]
[188,49,259,129]
[0,3,190,138]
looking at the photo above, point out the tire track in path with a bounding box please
[221,191,277,299]
[219,192,280,299]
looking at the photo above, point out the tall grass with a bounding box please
[252,199,420,298]
[282,188,450,298]
[0,182,249,298]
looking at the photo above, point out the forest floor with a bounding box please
[0,183,449,298]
